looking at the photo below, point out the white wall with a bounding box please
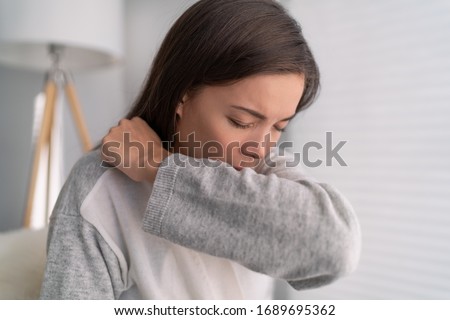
[278,0,450,299]
[0,66,41,230]
[124,0,197,105]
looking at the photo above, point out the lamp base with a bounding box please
[23,68,92,228]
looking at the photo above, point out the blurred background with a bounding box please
[0,0,449,299]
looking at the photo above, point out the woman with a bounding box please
[40,0,361,299]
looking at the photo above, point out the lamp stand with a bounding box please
[23,57,92,228]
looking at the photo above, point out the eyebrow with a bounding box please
[230,105,296,122]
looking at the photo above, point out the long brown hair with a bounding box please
[126,0,320,149]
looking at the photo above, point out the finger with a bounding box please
[133,116,148,126]
[100,142,121,166]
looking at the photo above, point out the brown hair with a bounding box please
[126,0,320,149]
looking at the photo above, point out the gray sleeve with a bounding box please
[40,152,125,299]
[143,151,361,290]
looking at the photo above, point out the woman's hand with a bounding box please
[101,117,171,183]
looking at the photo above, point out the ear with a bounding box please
[176,93,188,119]
[176,103,183,119]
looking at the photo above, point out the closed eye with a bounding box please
[275,120,289,132]
[228,118,253,129]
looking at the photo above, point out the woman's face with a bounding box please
[174,73,305,170]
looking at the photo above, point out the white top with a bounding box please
[81,168,275,299]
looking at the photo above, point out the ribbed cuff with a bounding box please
[143,153,180,236]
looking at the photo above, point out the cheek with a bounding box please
[178,104,247,161]
[211,132,254,166]
[197,122,245,160]
[202,126,231,154]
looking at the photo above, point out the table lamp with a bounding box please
[0,0,124,228]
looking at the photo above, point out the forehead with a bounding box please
[209,73,305,118]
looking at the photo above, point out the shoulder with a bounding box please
[54,148,112,215]
[69,147,109,187]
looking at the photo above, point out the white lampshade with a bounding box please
[0,0,124,70]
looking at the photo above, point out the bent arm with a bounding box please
[143,151,361,290]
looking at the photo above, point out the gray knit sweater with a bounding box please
[40,148,361,299]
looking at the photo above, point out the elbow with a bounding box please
[286,222,361,291]
[319,198,362,282]
[286,198,362,290]
[333,220,362,279]
[315,183,362,279]
[334,195,362,278]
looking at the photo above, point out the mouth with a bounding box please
[233,166,243,171]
